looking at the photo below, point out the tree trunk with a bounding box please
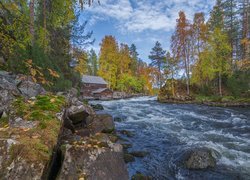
[29,0,35,46]
[218,72,222,96]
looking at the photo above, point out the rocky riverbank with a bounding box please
[0,71,128,180]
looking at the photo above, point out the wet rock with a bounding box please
[121,143,132,150]
[67,105,94,125]
[130,151,149,158]
[132,173,152,180]
[124,153,135,163]
[119,130,135,137]
[90,114,115,134]
[183,148,217,170]
[18,80,46,98]
[90,104,104,111]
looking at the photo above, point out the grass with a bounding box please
[8,94,65,163]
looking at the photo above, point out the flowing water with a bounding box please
[92,97,250,180]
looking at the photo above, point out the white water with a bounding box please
[92,97,250,179]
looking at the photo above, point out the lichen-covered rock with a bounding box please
[0,72,21,111]
[17,80,46,98]
[183,148,217,170]
[9,117,39,129]
[90,114,115,134]
[58,135,129,180]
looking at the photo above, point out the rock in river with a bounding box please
[89,114,115,134]
[183,148,218,170]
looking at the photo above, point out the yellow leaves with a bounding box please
[50,98,56,103]
[24,59,60,86]
[48,68,60,78]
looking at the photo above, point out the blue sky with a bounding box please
[80,0,216,63]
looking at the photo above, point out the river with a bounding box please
[92,96,250,179]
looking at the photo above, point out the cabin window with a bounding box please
[85,84,90,87]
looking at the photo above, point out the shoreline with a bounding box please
[158,98,250,108]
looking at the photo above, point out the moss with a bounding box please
[0,116,9,127]
[9,94,65,163]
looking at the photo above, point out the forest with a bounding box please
[0,0,250,99]
[157,0,250,100]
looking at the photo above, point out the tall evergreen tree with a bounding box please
[208,0,224,31]
[88,49,98,76]
[129,44,139,76]
[148,41,166,88]
[222,0,240,62]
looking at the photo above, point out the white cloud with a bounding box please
[84,0,215,33]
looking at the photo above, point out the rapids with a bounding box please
[92,96,250,179]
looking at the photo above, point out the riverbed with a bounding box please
[92,96,250,179]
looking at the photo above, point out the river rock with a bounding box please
[90,114,115,134]
[67,105,94,125]
[114,116,126,122]
[124,153,135,163]
[90,104,104,111]
[183,148,217,170]
[130,151,149,158]
[132,173,152,180]
[119,130,135,137]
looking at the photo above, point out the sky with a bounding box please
[80,0,216,63]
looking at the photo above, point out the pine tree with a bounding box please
[208,0,224,31]
[129,44,139,76]
[148,41,166,88]
[88,49,98,76]
[222,0,240,62]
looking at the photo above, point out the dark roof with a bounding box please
[82,75,108,85]
[92,88,112,94]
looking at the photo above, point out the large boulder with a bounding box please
[182,148,218,170]
[90,114,115,134]
[0,139,46,180]
[67,105,95,125]
[17,80,46,98]
[0,71,21,111]
[58,134,129,180]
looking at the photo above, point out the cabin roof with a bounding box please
[92,88,112,94]
[82,75,108,85]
